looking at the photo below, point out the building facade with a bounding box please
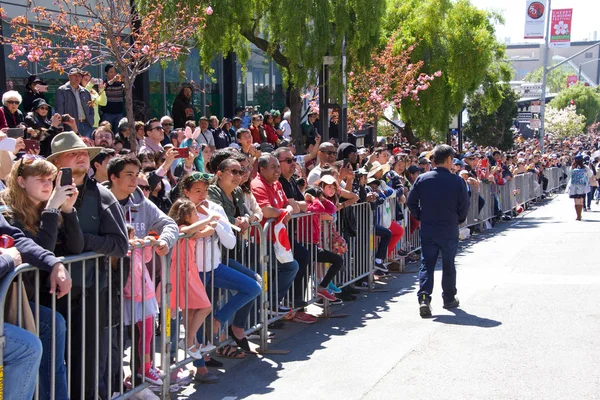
[0,1,286,120]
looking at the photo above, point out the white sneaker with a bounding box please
[178,339,203,359]
[132,388,160,400]
[199,342,216,353]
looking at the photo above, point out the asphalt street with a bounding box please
[181,193,600,400]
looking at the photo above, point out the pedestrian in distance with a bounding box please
[407,144,470,318]
[567,154,590,221]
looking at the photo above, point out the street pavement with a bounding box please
[179,193,600,400]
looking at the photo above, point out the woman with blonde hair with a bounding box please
[1,154,83,400]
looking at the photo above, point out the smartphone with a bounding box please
[173,147,189,158]
[23,139,40,153]
[91,77,103,85]
[60,167,72,189]
[6,127,24,138]
[36,85,49,93]
[480,158,488,168]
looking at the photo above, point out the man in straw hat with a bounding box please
[48,130,128,399]
[407,144,469,318]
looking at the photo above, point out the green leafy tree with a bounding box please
[463,85,518,150]
[545,105,586,139]
[523,66,570,94]
[382,0,510,142]
[153,0,387,148]
[549,83,600,126]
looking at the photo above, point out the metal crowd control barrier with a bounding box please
[0,240,170,400]
[0,166,570,399]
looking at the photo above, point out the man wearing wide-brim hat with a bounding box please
[48,130,128,399]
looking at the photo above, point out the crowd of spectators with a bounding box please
[0,66,590,399]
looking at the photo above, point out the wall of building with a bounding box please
[507,41,600,85]
[0,1,286,120]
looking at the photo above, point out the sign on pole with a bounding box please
[530,119,541,129]
[524,0,547,39]
[566,75,578,87]
[530,100,541,113]
[550,9,572,48]
[518,112,533,122]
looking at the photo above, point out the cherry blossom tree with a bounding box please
[347,31,440,136]
[0,0,208,151]
[545,105,586,139]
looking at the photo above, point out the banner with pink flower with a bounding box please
[550,9,572,48]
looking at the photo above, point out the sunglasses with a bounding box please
[138,185,151,191]
[17,154,45,177]
[279,158,295,165]
[151,126,164,131]
[189,172,213,182]
[162,123,173,126]
[6,100,20,105]
[225,169,243,176]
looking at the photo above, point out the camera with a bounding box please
[61,114,71,123]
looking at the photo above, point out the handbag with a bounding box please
[331,228,348,255]
[5,280,37,334]
[381,201,392,229]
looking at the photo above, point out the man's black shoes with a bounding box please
[443,297,460,310]
[419,295,432,318]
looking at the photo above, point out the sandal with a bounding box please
[228,325,251,352]
[216,344,246,359]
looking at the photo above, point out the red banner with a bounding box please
[550,9,572,48]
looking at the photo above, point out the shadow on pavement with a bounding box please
[432,308,501,328]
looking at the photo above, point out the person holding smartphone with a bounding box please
[1,154,80,400]
[23,75,50,115]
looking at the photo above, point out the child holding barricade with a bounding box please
[299,185,345,302]
[123,225,164,385]
[167,198,216,360]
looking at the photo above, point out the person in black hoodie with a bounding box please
[24,98,65,157]
[48,131,128,400]
[1,155,82,400]
[171,83,195,128]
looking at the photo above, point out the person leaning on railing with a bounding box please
[177,172,261,361]
[0,154,83,400]
[0,210,72,400]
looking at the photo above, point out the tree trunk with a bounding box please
[289,86,304,153]
[123,75,138,153]
[403,121,418,145]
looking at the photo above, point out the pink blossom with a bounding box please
[205,6,213,15]
[27,53,39,62]
[434,70,442,77]
[141,45,150,54]
[11,44,26,56]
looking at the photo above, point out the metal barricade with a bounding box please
[0,240,170,400]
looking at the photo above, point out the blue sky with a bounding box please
[471,0,600,43]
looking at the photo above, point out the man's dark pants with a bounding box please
[417,235,458,303]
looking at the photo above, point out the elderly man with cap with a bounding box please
[47,131,128,399]
[307,141,338,185]
[407,144,469,318]
[54,68,95,138]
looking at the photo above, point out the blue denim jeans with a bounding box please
[199,263,261,327]
[268,254,299,304]
[417,235,459,303]
[31,303,68,400]
[101,113,123,132]
[77,121,94,138]
[375,225,391,260]
[4,323,42,400]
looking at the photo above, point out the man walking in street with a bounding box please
[407,144,469,318]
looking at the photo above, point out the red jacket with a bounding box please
[297,198,337,245]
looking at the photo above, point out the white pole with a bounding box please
[539,0,552,153]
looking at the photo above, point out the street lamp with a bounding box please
[578,58,600,84]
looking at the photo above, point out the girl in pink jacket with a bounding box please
[123,225,163,385]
